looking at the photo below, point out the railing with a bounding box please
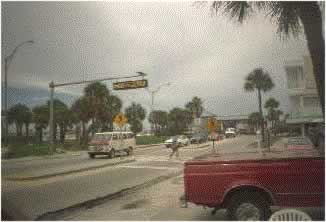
[288,111,323,119]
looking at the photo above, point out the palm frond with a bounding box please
[244,81,254,92]
[211,1,252,23]
[266,2,301,37]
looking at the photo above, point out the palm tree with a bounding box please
[244,68,274,141]
[125,103,146,134]
[248,112,262,131]
[149,110,168,135]
[71,97,92,145]
[32,105,49,143]
[265,98,283,132]
[7,104,31,137]
[168,107,192,135]
[22,108,32,141]
[264,98,280,111]
[46,99,70,143]
[185,97,204,118]
[104,95,122,131]
[209,1,324,116]
[84,82,110,125]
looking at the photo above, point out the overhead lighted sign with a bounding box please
[113,79,148,90]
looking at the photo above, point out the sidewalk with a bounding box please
[2,143,162,163]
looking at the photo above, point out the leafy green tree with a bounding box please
[125,103,146,134]
[244,68,274,141]
[130,119,143,135]
[32,105,49,143]
[149,110,168,135]
[8,104,31,137]
[185,97,204,118]
[168,108,192,135]
[209,1,324,116]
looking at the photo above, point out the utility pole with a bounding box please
[48,72,145,153]
[146,82,171,134]
[3,40,34,146]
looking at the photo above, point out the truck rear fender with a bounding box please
[222,184,275,207]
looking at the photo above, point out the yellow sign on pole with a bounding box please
[114,113,128,128]
[207,118,217,132]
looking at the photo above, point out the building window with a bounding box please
[286,66,304,89]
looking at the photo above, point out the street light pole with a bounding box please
[3,40,34,146]
[49,82,54,154]
[146,82,171,134]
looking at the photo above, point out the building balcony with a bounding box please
[287,87,318,96]
[287,111,323,124]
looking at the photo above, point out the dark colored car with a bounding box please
[190,134,207,144]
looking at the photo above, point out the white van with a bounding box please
[88,131,135,159]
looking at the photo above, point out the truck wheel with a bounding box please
[89,153,95,159]
[109,149,115,159]
[227,192,271,221]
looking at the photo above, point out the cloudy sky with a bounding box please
[2,1,310,128]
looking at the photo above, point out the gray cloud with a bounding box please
[2,2,310,128]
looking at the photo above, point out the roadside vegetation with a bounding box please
[135,135,168,145]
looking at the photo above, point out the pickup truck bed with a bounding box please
[183,150,324,220]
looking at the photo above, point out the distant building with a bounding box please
[284,56,323,136]
[189,114,255,135]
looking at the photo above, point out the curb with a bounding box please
[2,152,85,163]
[36,170,182,221]
[181,143,210,149]
[135,143,163,149]
[4,158,136,181]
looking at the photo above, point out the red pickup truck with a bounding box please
[181,151,324,220]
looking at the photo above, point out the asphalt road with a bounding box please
[2,135,256,220]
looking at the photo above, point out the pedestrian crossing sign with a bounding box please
[114,113,128,127]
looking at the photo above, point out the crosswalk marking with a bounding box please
[118,165,180,170]
[135,155,187,163]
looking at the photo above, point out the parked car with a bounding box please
[164,136,179,148]
[181,150,324,220]
[177,135,190,146]
[190,134,207,144]
[225,127,236,138]
[165,135,190,148]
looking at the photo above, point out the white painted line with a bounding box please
[118,165,180,170]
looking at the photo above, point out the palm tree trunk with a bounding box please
[60,125,64,144]
[39,128,43,143]
[25,123,29,143]
[299,2,325,118]
[257,89,265,142]
[82,122,87,145]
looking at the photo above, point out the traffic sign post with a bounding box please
[207,118,218,154]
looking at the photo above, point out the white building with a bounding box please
[284,56,323,136]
